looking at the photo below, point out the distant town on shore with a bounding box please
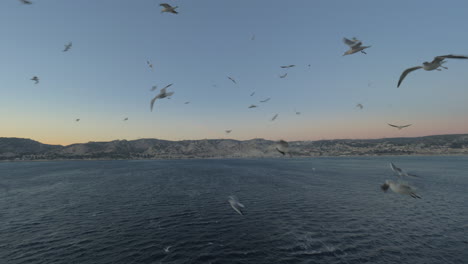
[1,134,467,161]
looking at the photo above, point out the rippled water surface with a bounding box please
[0,156,467,264]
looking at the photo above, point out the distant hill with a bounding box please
[0,134,467,161]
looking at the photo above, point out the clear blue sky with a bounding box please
[1,0,468,145]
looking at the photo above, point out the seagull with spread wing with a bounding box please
[260,98,270,103]
[279,73,288,78]
[19,0,32,4]
[150,86,174,111]
[248,104,257,109]
[356,103,363,110]
[381,180,421,199]
[397,55,468,87]
[280,65,295,69]
[63,42,72,52]
[228,196,245,215]
[342,37,371,56]
[31,76,39,84]
[225,130,232,134]
[388,123,412,130]
[160,3,178,14]
[275,140,291,156]
[390,162,419,178]
[271,114,278,121]
[227,76,237,84]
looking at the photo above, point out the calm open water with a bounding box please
[0,156,467,264]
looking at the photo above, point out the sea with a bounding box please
[0,156,467,264]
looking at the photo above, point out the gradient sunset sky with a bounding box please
[1,0,468,145]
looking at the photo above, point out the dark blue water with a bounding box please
[0,156,467,264]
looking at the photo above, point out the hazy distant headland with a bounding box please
[0,134,467,161]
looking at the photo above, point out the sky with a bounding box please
[1,0,468,145]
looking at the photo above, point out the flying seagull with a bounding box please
[294,109,301,115]
[164,246,172,253]
[19,0,32,4]
[356,103,363,110]
[184,101,190,104]
[388,123,412,130]
[75,119,80,122]
[63,42,72,52]
[279,73,288,78]
[248,104,257,109]
[160,3,178,14]
[31,76,39,84]
[280,65,295,69]
[225,130,232,134]
[342,37,371,56]
[390,162,419,178]
[251,34,255,41]
[123,117,128,121]
[150,86,174,111]
[150,85,158,91]
[227,76,237,84]
[397,55,468,87]
[275,140,290,156]
[381,180,421,199]
[228,196,245,215]
[260,98,270,103]
[271,114,278,121]
[250,91,255,96]
[146,60,153,70]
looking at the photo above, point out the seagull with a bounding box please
[275,140,290,156]
[31,76,39,84]
[388,123,412,130]
[184,101,190,104]
[279,73,288,78]
[164,246,172,253]
[271,114,278,121]
[160,3,178,14]
[123,117,128,121]
[356,103,363,110]
[251,34,255,41]
[250,91,255,96]
[19,0,32,4]
[397,55,468,87]
[228,196,245,215]
[342,37,371,56]
[390,162,419,178]
[227,76,237,84]
[63,42,72,52]
[248,104,257,109]
[225,130,232,134]
[146,60,153,70]
[260,98,270,103]
[280,65,295,69]
[150,85,158,91]
[150,86,174,111]
[75,119,80,122]
[381,180,421,199]
[294,109,301,115]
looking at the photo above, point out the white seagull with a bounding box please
[225,130,232,134]
[248,104,257,109]
[388,123,412,130]
[356,103,363,110]
[381,180,421,199]
[160,3,178,14]
[19,0,32,4]
[397,55,468,87]
[271,114,278,121]
[228,196,245,215]
[280,65,295,69]
[342,37,371,56]
[260,98,270,103]
[63,42,72,52]
[123,117,128,121]
[279,73,288,78]
[294,109,301,115]
[75,118,80,122]
[150,86,174,111]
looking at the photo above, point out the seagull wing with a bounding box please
[165,91,174,97]
[433,54,468,63]
[343,37,358,47]
[400,124,412,128]
[397,66,423,87]
[163,83,173,90]
[227,77,236,84]
[160,3,172,8]
[388,123,399,128]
